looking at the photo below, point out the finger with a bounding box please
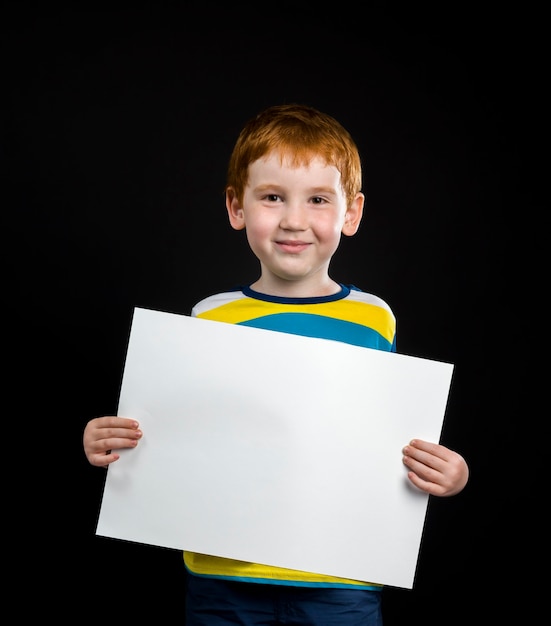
[407,438,437,452]
[95,416,140,430]
[403,449,444,475]
[90,450,121,467]
[98,427,142,443]
[96,435,141,454]
[402,454,442,484]
[406,471,447,496]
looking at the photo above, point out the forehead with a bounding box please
[260,147,330,168]
[248,152,341,181]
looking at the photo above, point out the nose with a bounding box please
[280,202,307,231]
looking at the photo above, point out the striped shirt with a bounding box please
[184,283,396,590]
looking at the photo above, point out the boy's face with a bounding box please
[226,152,363,295]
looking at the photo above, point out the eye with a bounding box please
[265,194,281,202]
[311,196,326,205]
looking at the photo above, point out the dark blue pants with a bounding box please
[185,574,383,625]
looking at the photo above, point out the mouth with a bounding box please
[276,240,311,254]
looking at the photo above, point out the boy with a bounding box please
[83,103,469,625]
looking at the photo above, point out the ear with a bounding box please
[226,187,246,231]
[342,192,364,236]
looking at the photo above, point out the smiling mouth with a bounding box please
[276,241,311,253]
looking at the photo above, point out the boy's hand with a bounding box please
[402,439,469,497]
[83,416,142,467]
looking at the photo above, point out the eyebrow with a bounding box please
[253,184,339,195]
[307,186,339,195]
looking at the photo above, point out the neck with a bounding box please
[250,276,341,299]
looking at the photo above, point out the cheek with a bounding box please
[316,217,345,243]
[245,212,276,238]
[244,217,272,250]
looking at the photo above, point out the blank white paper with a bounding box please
[96,306,454,589]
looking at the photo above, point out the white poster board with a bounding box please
[96,307,454,589]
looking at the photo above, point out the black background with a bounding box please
[4,4,542,623]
